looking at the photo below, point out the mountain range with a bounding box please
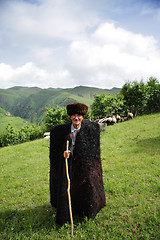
[0,86,120,123]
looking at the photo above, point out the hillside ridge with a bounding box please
[0,85,120,123]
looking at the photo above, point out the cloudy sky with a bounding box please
[0,0,160,89]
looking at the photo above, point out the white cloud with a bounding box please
[0,0,160,89]
[0,22,160,89]
[0,62,73,89]
[0,0,98,42]
[66,23,160,88]
[31,47,54,66]
[91,23,158,56]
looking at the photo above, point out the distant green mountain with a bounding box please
[0,86,41,111]
[0,86,120,123]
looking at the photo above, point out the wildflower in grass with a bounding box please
[3,200,6,202]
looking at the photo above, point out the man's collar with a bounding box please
[71,123,81,132]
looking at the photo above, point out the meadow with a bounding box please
[0,115,29,134]
[0,113,160,239]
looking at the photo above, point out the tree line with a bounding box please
[0,77,159,147]
[45,77,160,125]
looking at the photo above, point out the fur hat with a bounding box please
[67,102,88,116]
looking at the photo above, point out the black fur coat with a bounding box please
[50,121,106,225]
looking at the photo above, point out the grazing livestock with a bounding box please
[96,112,134,130]
[104,117,113,125]
[116,115,121,123]
[127,112,134,120]
[44,132,50,139]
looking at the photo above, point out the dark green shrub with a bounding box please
[0,124,43,147]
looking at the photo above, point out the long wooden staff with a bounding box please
[65,140,73,236]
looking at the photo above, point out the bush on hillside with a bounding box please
[145,77,160,113]
[120,77,160,115]
[91,93,124,119]
[0,124,43,147]
[91,77,160,119]
[44,106,71,131]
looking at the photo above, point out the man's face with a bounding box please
[70,114,84,128]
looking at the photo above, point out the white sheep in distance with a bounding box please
[103,116,117,126]
[44,132,50,139]
[112,116,117,124]
[116,115,121,123]
[127,112,134,120]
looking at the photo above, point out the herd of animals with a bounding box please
[43,112,134,138]
[96,112,134,131]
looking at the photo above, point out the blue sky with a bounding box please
[0,0,160,89]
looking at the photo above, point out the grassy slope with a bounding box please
[0,113,159,239]
[101,113,160,239]
[0,108,30,133]
[0,116,29,134]
[0,107,7,116]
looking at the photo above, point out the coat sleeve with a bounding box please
[50,126,61,207]
[49,123,71,208]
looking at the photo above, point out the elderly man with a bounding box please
[50,102,106,225]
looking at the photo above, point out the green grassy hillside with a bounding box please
[0,107,7,117]
[0,87,41,110]
[0,86,120,123]
[0,116,29,134]
[0,107,29,133]
[1,113,159,239]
